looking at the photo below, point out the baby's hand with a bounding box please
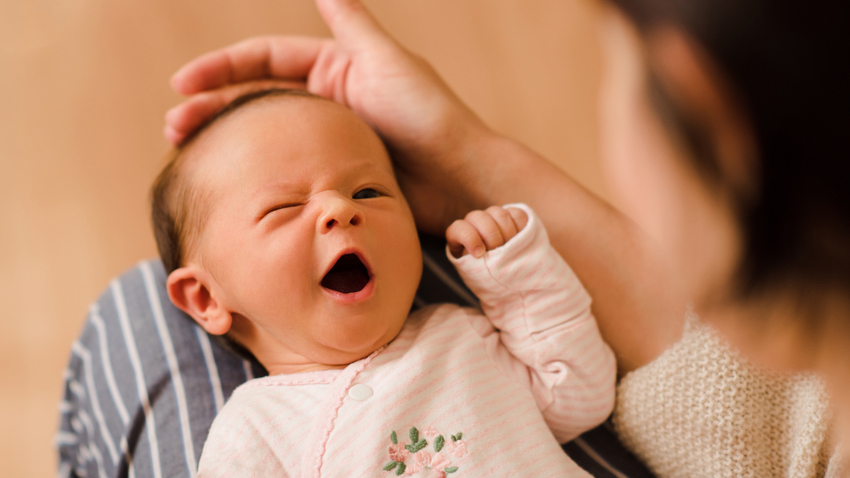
[447,206,529,259]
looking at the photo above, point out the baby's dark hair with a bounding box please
[151,88,322,274]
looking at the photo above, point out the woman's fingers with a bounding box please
[170,0,394,95]
[166,0,397,142]
[164,80,306,144]
[171,36,327,95]
[315,0,392,48]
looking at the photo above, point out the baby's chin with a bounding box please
[259,336,395,376]
[313,317,407,364]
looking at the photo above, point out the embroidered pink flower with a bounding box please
[430,452,450,470]
[388,443,409,463]
[404,461,423,475]
[434,472,446,478]
[414,451,432,468]
[405,450,431,475]
[422,425,438,437]
[446,440,467,458]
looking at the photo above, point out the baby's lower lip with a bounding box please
[321,277,375,304]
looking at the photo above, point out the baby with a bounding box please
[152,88,615,477]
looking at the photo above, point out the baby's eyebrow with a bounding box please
[249,181,306,198]
[344,162,397,182]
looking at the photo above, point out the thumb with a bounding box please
[315,0,392,48]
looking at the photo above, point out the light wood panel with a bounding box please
[0,0,607,475]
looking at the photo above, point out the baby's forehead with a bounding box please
[180,93,395,199]
[189,93,387,159]
[190,93,326,148]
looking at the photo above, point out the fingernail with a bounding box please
[170,71,187,91]
[473,246,485,257]
[164,107,178,122]
[164,126,183,145]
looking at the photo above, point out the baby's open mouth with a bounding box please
[321,254,371,294]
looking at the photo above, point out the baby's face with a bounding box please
[187,97,422,370]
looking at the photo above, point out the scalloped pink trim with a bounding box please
[240,375,338,388]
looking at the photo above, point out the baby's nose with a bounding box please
[317,194,365,233]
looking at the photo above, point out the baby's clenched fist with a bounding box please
[446,206,528,259]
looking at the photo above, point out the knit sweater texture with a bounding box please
[613,312,845,478]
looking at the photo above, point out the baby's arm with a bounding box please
[447,204,616,443]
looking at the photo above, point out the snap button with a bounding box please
[348,383,373,401]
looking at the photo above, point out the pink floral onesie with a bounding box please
[197,204,616,477]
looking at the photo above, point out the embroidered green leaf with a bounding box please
[445,466,459,474]
[383,461,398,471]
[409,427,419,443]
[435,435,445,452]
[451,434,457,442]
[456,432,463,440]
[405,438,428,454]
[396,463,406,475]
[391,431,398,445]
[412,439,428,452]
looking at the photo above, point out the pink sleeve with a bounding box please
[448,203,616,443]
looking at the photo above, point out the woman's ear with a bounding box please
[646,26,758,198]
[166,266,232,335]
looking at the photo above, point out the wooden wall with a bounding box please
[0,0,607,474]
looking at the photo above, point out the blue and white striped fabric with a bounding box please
[56,233,655,478]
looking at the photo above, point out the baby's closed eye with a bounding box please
[259,201,304,220]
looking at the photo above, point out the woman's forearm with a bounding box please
[463,132,686,374]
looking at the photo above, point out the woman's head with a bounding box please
[599,0,850,367]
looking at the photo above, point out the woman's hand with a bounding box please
[447,206,529,259]
[166,0,490,234]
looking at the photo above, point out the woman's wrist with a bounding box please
[390,107,504,234]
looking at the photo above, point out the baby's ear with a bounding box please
[166,266,232,335]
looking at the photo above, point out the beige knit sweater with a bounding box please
[613,312,845,478]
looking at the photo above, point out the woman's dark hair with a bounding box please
[612,0,850,310]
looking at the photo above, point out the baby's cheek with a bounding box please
[387,221,421,291]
